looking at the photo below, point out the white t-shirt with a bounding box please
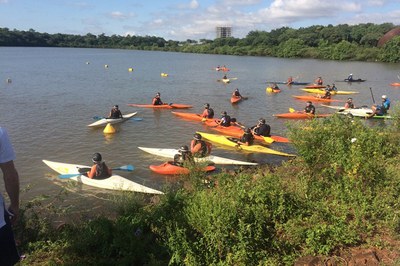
[0,127,16,228]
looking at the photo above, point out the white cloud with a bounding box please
[178,0,199,9]
[221,0,261,5]
[108,11,134,20]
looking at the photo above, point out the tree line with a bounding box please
[1,22,399,62]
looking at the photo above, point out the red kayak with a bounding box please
[149,162,216,175]
[128,103,192,109]
[390,83,400,86]
[230,96,242,104]
[304,85,326,89]
[292,95,342,103]
[171,111,214,122]
[274,112,330,119]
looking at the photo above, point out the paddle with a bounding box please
[58,165,135,179]
[93,116,143,121]
[369,87,375,104]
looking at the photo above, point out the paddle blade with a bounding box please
[131,118,143,121]
[263,137,275,144]
[113,165,134,171]
[59,173,81,179]
[289,108,296,113]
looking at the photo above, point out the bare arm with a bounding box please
[1,160,20,224]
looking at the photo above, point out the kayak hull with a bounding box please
[305,85,326,89]
[197,132,295,157]
[301,89,359,95]
[88,112,138,127]
[390,83,400,86]
[230,96,242,104]
[293,95,342,103]
[344,79,366,82]
[42,160,163,194]
[127,103,192,109]
[274,113,330,119]
[149,162,216,175]
[138,147,258,165]
[268,81,309,85]
[171,111,212,122]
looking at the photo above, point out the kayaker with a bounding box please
[347,74,354,81]
[108,105,123,119]
[152,92,163,105]
[173,145,194,167]
[251,118,271,137]
[0,127,21,265]
[369,95,390,118]
[191,133,212,158]
[315,76,323,85]
[86,153,112,179]
[223,74,228,80]
[304,101,316,114]
[233,88,242,98]
[320,86,332,99]
[215,111,231,127]
[271,83,280,91]
[287,76,293,85]
[345,98,355,109]
[201,103,214,119]
[237,128,254,146]
[331,83,337,91]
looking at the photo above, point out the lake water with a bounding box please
[1,47,400,202]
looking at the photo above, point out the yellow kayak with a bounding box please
[197,132,295,157]
[301,88,359,95]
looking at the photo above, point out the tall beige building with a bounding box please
[216,26,232,38]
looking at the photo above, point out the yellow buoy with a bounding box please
[266,87,273,93]
[103,123,116,134]
[128,68,133,72]
[161,73,168,77]
[104,64,109,68]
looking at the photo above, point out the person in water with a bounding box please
[108,105,123,119]
[315,76,323,85]
[201,103,214,119]
[223,74,228,80]
[190,133,212,158]
[236,128,254,146]
[215,111,231,127]
[331,83,337,91]
[304,101,316,114]
[152,92,163,105]
[173,145,193,167]
[271,83,280,91]
[344,98,355,109]
[369,95,390,117]
[86,153,112,179]
[287,76,293,85]
[251,118,271,137]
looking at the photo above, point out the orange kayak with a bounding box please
[304,85,326,89]
[292,95,342,103]
[390,83,400,86]
[274,112,330,119]
[211,126,290,143]
[149,162,216,175]
[171,111,215,122]
[230,96,242,104]
[128,103,192,109]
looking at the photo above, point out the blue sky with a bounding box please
[1,0,399,41]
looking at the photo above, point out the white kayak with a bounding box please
[138,147,258,166]
[321,104,392,119]
[43,160,163,194]
[88,112,138,127]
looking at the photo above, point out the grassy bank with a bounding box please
[15,112,400,265]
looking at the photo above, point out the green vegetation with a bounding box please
[1,23,399,62]
[15,112,400,265]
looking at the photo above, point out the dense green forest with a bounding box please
[1,22,399,62]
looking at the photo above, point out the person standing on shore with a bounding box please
[0,127,20,266]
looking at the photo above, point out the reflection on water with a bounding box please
[0,47,399,202]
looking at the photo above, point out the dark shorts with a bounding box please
[0,214,20,266]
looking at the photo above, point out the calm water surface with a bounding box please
[1,47,400,203]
